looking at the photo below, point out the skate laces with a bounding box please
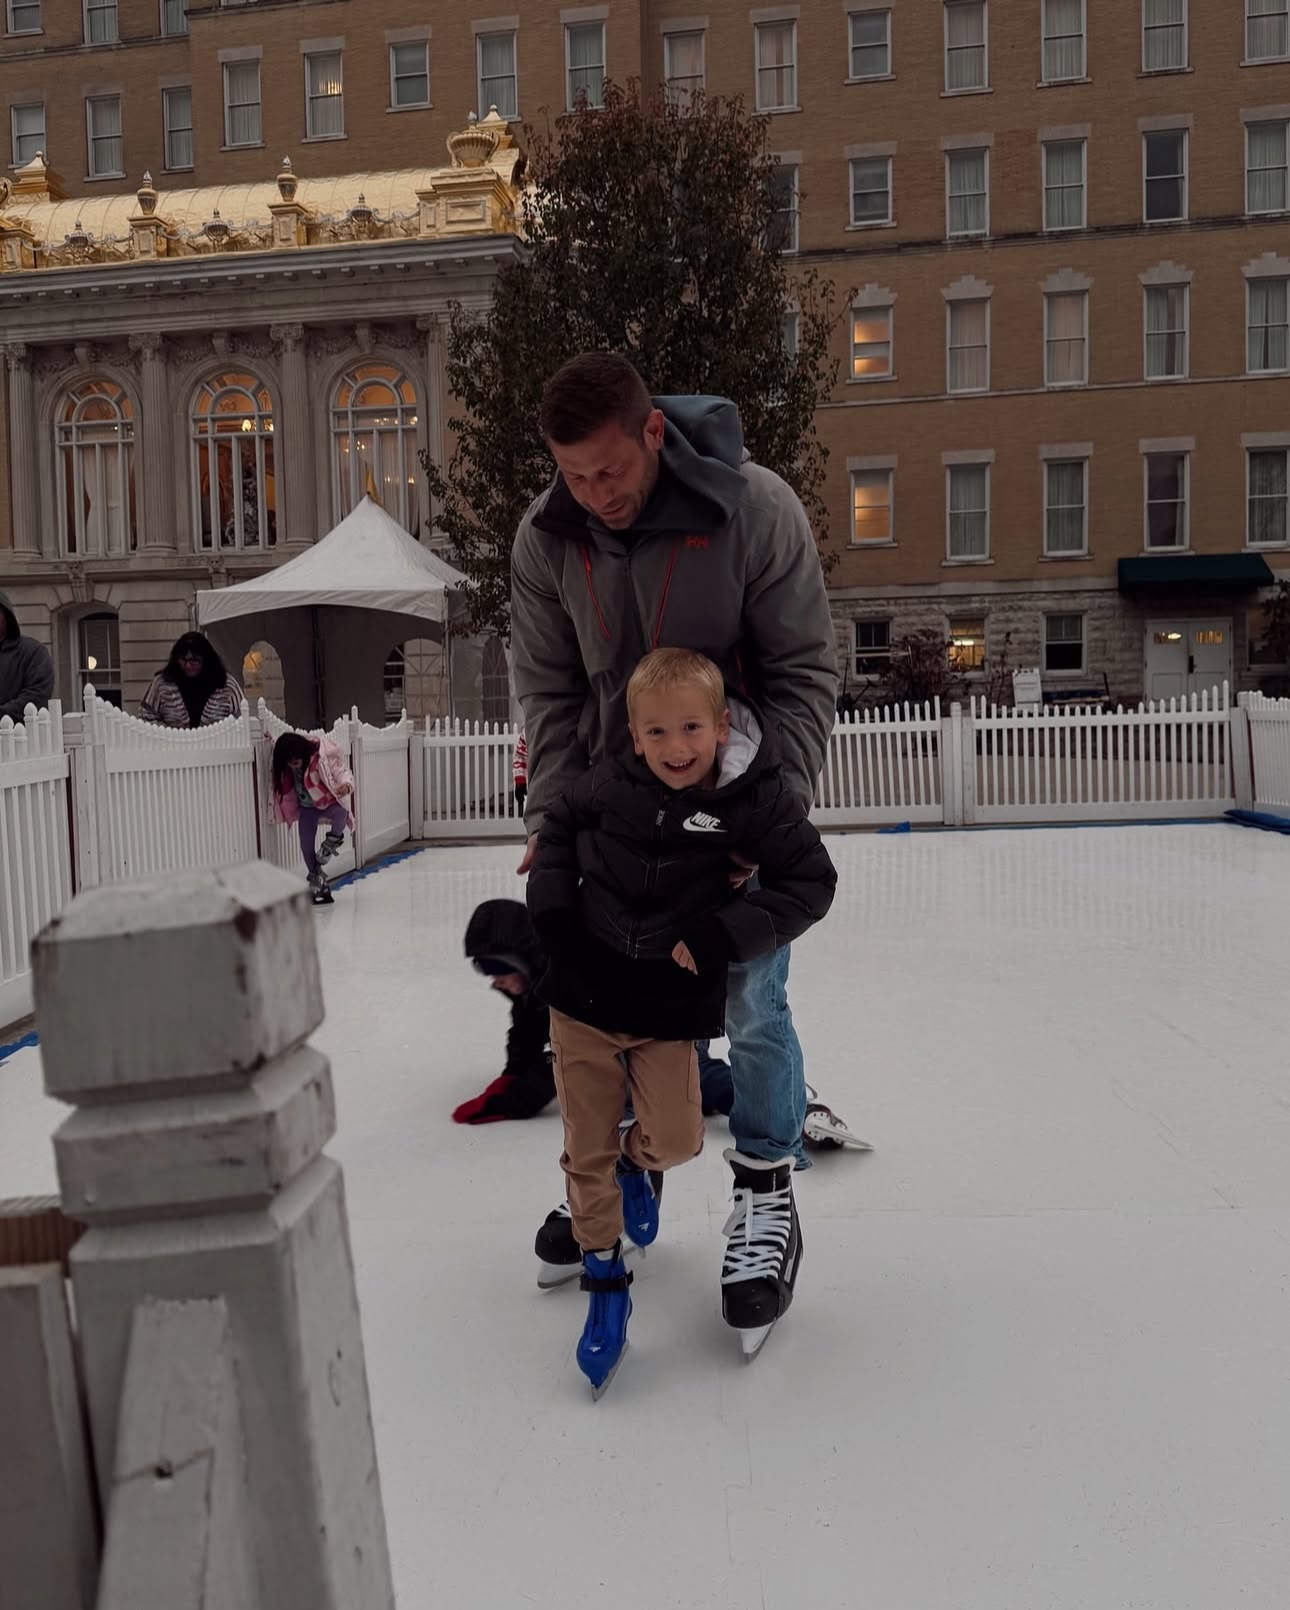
[721,1180,793,1284]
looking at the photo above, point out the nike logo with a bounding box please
[683,811,724,833]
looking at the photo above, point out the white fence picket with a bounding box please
[0,702,73,1028]
[1244,691,1290,810]
[255,702,359,881]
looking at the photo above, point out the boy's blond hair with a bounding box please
[626,648,727,722]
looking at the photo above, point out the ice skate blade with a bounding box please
[737,1323,776,1362]
[589,1342,629,1401]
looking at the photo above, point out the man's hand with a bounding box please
[672,940,698,974]
[518,832,539,876]
[728,851,758,889]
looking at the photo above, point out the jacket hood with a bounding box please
[532,393,749,543]
[464,898,545,978]
[0,590,18,643]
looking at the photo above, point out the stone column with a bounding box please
[416,312,449,534]
[129,332,176,552]
[3,343,41,555]
[270,323,316,547]
[31,862,396,1610]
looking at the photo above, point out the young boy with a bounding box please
[455,899,557,1125]
[527,648,836,1393]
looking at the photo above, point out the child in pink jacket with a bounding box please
[270,732,354,894]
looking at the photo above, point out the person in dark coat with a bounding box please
[455,899,557,1124]
[0,591,54,725]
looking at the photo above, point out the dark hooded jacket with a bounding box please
[510,396,838,832]
[457,899,555,1123]
[527,713,836,1041]
[0,592,54,725]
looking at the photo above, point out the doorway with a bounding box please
[1144,618,1233,702]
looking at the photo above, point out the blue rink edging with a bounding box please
[874,816,1228,834]
[1226,808,1290,835]
[0,1030,38,1069]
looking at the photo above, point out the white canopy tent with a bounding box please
[194,496,471,728]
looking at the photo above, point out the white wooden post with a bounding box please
[1231,695,1255,811]
[958,701,978,825]
[31,861,396,1610]
[63,712,104,892]
[409,721,426,840]
[350,706,367,871]
[943,703,963,826]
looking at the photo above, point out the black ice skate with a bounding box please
[317,829,345,869]
[802,1082,873,1152]
[534,1176,663,1290]
[308,869,334,906]
[720,1149,802,1361]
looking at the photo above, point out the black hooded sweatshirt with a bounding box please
[460,899,555,1121]
[0,592,54,725]
[527,714,836,1041]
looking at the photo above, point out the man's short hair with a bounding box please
[627,648,727,723]
[540,352,654,446]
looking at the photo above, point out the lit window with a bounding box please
[1142,0,1186,70]
[850,156,891,225]
[755,20,797,110]
[1045,614,1084,673]
[84,0,116,45]
[767,164,799,252]
[390,40,430,109]
[849,9,891,78]
[7,0,41,32]
[11,103,44,166]
[947,300,989,393]
[85,94,123,177]
[1042,0,1085,81]
[56,380,136,558]
[478,30,517,119]
[78,612,122,706]
[1247,0,1289,60]
[1043,139,1086,229]
[851,306,892,379]
[664,29,704,109]
[1144,453,1188,549]
[1045,460,1088,555]
[1144,130,1187,221]
[332,362,421,534]
[944,0,987,91]
[854,619,891,674]
[947,464,989,560]
[851,470,893,544]
[1145,284,1188,379]
[1045,291,1088,386]
[161,0,185,35]
[1248,278,1289,372]
[223,60,261,148]
[1248,449,1289,547]
[948,617,986,671]
[306,50,344,138]
[566,20,605,110]
[163,86,193,170]
[191,372,277,552]
[1247,121,1289,214]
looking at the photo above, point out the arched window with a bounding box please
[242,640,285,711]
[191,372,277,551]
[56,380,136,557]
[386,638,447,721]
[331,362,420,534]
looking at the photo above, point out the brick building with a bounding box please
[0,0,1288,711]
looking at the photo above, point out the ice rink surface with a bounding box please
[2,822,1289,1610]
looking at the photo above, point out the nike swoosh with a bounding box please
[682,819,724,833]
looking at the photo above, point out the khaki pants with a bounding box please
[549,1008,705,1253]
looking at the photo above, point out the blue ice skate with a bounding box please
[577,1243,633,1399]
[616,1157,662,1248]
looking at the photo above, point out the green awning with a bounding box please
[1117,554,1276,593]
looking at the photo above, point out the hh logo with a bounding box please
[684,535,710,550]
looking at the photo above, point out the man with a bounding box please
[511,351,837,1341]
[0,592,54,725]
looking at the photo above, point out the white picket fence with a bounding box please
[1242,691,1290,810]
[0,704,72,1029]
[353,711,413,860]
[814,702,945,826]
[421,719,526,839]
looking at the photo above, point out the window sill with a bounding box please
[388,102,433,113]
[1245,542,1290,552]
[948,387,990,397]
[846,374,897,385]
[940,86,992,98]
[221,143,265,152]
[1246,208,1290,221]
[1043,222,1088,234]
[5,27,43,37]
[845,219,896,232]
[844,73,895,85]
[757,104,802,117]
[942,557,994,568]
[1137,66,1193,78]
[1044,380,1089,391]
[1242,55,1290,66]
[1138,548,1191,557]
[1144,216,1188,226]
[848,540,898,549]
[302,133,348,144]
[1247,367,1290,378]
[947,232,990,243]
[162,164,195,174]
[1145,372,1189,383]
[1039,552,1091,562]
[1037,75,1090,88]
[83,171,126,183]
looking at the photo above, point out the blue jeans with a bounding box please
[725,946,806,1166]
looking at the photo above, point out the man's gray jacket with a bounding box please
[511,395,838,830]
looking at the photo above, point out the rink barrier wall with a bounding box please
[1241,691,1290,810]
[0,704,72,1031]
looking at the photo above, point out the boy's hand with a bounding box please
[728,851,758,889]
[672,941,698,974]
[518,832,539,875]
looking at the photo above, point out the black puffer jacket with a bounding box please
[458,900,555,1122]
[527,725,836,1040]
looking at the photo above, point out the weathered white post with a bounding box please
[31,861,396,1610]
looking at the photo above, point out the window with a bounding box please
[161,0,186,35]
[767,163,799,252]
[851,306,892,379]
[781,310,799,355]
[223,60,261,147]
[85,95,122,177]
[947,147,988,236]
[851,470,893,543]
[1248,450,1289,546]
[849,9,891,78]
[850,156,891,225]
[566,20,604,110]
[947,464,989,559]
[1142,0,1186,69]
[8,0,40,31]
[1144,284,1187,378]
[56,381,136,558]
[854,619,891,674]
[1045,460,1088,555]
[1042,0,1085,81]
[1247,121,1289,214]
[944,1,987,91]
[162,86,192,169]
[1043,139,1086,229]
[191,372,277,551]
[1044,614,1084,673]
[1247,0,1289,60]
[1144,130,1186,221]
[78,612,121,706]
[390,41,430,109]
[948,618,986,671]
[1145,453,1188,549]
[306,50,344,138]
[1248,278,1289,371]
[947,300,989,392]
[755,20,796,110]
[478,30,517,119]
[1045,292,1088,386]
[664,30,704,109]
[11,103,43,166]
[84,0,116,44]
[332,362,421,534]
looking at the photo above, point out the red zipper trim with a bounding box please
[651,540,680,650]
[582,546,611,641]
